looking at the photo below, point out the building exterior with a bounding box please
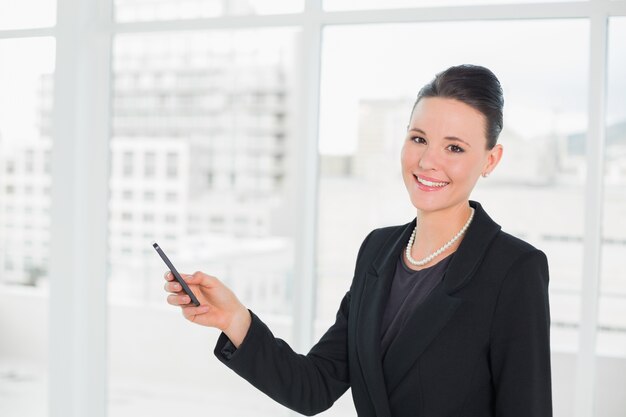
[0,71,52,287]
[108,35,296,312]
[0,137,52,286]
[0,34,296,314]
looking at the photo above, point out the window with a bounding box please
[144,151,156,177]
[107,27,298,417]
[44,150,51,174]
[0,36,55,416]
[5,160,15,174]
[122,151,133,176]
[316,19,597,416]
[317,21,589,352]
[25,150,35,173]
[166,151,178,178]
[4,1,625,417]
[122,189,133,200]
[594,18,626,415]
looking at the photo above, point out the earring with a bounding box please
[482,172,489,178]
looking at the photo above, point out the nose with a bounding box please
[418,145,438,170]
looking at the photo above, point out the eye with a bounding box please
[411,136,427,144]
[447,144,465,153]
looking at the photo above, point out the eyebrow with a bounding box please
[408,128,472,148]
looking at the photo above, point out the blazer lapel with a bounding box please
[381,201,502,394]
[441,201,502,294]
[355,220,415,417]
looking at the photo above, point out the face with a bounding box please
[401,97,503,215]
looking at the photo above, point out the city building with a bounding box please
[0,35,297,314]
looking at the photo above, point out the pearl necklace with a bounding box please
[405,207,475,267]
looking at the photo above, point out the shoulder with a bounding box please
[492,229,540,258]
[466,201,549,283]
[471,200,546,268]
[368,223,409,243]
[484,230,549,289]
[349,221,412,279]
[357,222,411,255]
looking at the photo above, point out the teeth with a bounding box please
[417,176,448,187]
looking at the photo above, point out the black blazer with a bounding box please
[214,201,552,416]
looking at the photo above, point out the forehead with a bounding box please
[410,97,487,140]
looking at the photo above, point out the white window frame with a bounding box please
[1,1,626,416]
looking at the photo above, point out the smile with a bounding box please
[415,175,449,188]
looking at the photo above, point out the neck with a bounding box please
[411,201,473,259]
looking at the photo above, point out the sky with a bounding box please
[0,0,56,30]
[0,37,55,150]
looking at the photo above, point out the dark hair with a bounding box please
[412,64,504,150]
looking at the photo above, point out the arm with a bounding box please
[164,270,350,415]
[214,292,352,416]
[489,250,552,417]
[163,230,376,415]
[213,230,375,415]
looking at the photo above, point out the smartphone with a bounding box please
[153,242,200,307]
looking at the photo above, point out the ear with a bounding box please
[483,144,503,176]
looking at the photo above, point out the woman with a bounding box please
[164,64,552,417]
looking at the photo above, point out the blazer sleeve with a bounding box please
[489,249,553,417]
[213,294,351,416]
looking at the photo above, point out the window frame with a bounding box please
[1,0,625,416]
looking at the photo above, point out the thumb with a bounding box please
[183,272,220,288]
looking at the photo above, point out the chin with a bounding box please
[410,193,468,215]
[410,197,443,213]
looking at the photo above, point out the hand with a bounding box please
[164,271,251,347]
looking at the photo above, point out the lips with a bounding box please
[414,174,450,190]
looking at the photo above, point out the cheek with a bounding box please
[400,143,417,167]
[448,157,482,183]
[400,145,409,168]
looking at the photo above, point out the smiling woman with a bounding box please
[163,64,553,417]
[315,23,590,377]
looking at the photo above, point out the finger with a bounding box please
[167,293,191,306]
[164,281,182,293]
[182,304,210,319]
[164,271,193,283]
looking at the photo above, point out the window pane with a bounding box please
[317,20,587,416]
[108,29,298,416]
[324,0,582,11]
[115,0,303,22]
[0,0,56,30]
[596,16,626,417]
[0,37,55,416]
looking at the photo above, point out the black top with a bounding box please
[380,253,453,360]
